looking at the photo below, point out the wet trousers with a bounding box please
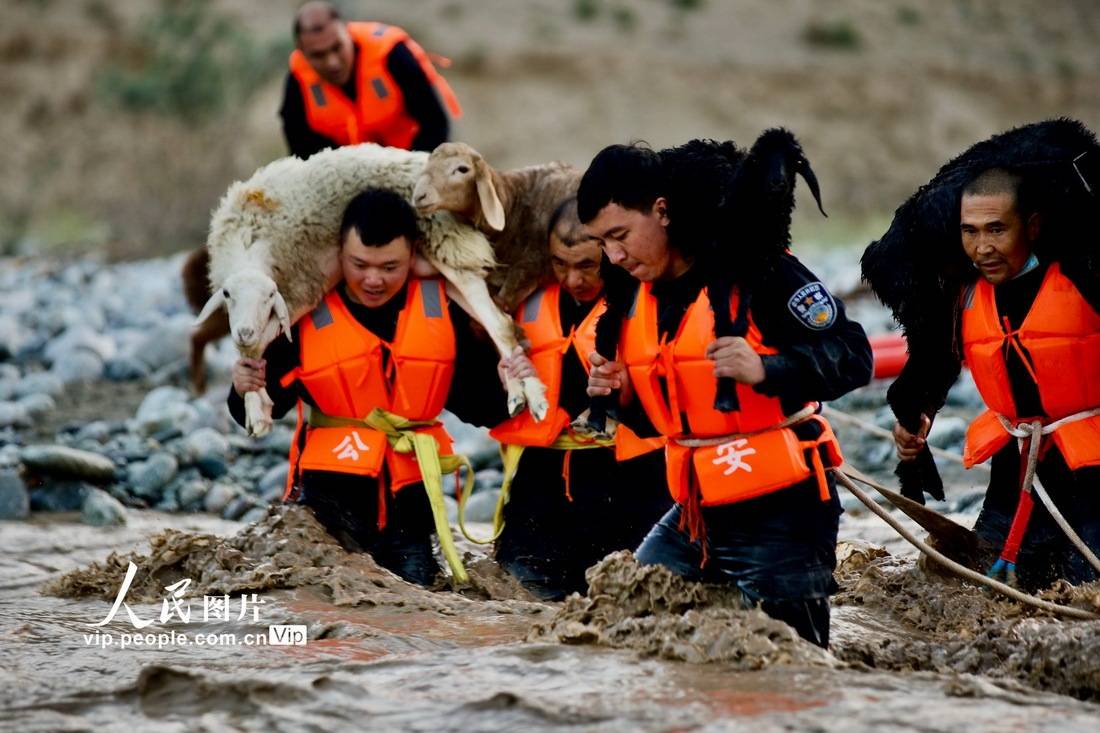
[495,447,672,601]
[295,470,441,587]
[635,473,842,648]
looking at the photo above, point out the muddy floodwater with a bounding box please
[3,506,1100,732]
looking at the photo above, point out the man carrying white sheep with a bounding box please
[229,189,509,586]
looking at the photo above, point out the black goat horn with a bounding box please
[798,158,828,217]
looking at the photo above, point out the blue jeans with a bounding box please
[635,473,841,647]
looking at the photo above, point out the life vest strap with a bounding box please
[671,403,819,447]
[995,406,1100,438]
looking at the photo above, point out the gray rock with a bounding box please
[928,416,968,451]
[258,426,294,455]
[134,402,200,436]
[240,506,268,525]
[461,488,501,524]
[44,326,116,365]
[182,427,229,464]
[30,481,90,512]
[0,315,31,361]
[127,453,179,500]
[222,495,258,521]
[0,378,15,401]
[0,470,30,519]
[258,462,289,497]
[135,386,191,422]
[51,351,105,384]
[128,314,192,370]
[81,488,127,526]
[177,479,210,511]
[0,402,30,429]
[444,494,458,524]
[12,372,64,399]
[20,445,117,482]
[16,392,55,418]
[204,483,239,514]
[104,356,151,381]
[474,468,504,493]
[75,421,112,444]
[195,456,228,480]
[0,364,20,382]
[946,374,984,409]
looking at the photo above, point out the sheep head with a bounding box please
[745,128,827,217]
[413,142,505,232]
[195,269,291,358]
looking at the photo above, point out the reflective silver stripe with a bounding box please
[962,283,977,310]
[309,83,327,107]
[372,24,389,36]
[421,280,443,318]
[626,285,641,318]
[311,299,334,329]
[371,77,389,100]
[522,289,545,323]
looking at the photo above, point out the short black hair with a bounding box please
[547,197,586,246]
[340,188,420,247]
[576,143,665,223]
[962,167,1034,217]
[293,1,342,38]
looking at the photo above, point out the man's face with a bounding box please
[298,21,354,87]
[583,199,677,282]
[550,233,603,303]
[341,231,413,308]
[960,192,1038,285]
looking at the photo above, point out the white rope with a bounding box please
[821,405,989,471]
[833,468,1099,621]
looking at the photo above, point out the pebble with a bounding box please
[81,487,127,526]
[20,445,117,482]
[0,402,31,429]
[30,481,90,512]
[0,470,30,519]
[12,372,63,399]
[177,479,210,511]
[127,453,179,500]
[16,392,55,418]
[462,488,502,524]
[204,483,239,515]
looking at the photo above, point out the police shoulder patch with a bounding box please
[787,281,837,330]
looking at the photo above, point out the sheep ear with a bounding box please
[475,158,505,232]
[273,291,293,343]
[194,290,225,327]
[798,158,828,217]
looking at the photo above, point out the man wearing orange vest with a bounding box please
[229,188,508,586]
[280,1,462,159]
[577,144,872,648]
[893,166,1100,590]
[488,198,671,600]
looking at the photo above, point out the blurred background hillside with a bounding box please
[2,0,1099,259]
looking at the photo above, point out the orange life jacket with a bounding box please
[281,280,456,498]
[490,285,664,460]
[962,262,1100,469]
[620,283,842,507]
[288,21,462,150]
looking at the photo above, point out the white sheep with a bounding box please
[411,142,582,312]
[196,143,548,436]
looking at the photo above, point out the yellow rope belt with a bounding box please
[458,431,616,545]
[309,407,473,584]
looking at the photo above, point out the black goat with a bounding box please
[581,128,825,435]
[861,117,1100,503]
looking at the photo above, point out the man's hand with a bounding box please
[705,337,765,385]
[498,346,535,385]
[587,352,633,406]
[232,358,267,397]
[893,414,931,461]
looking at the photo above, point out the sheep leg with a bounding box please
[244,388,274,437]
[711,277,742,413]
[435,263,549,422]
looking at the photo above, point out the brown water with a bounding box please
[4,507,1100,732]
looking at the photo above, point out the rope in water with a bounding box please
[833,468,1098,620]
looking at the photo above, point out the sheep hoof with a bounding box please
[244,389,274,438]
[505,378,527,418]
[521,376,549,423]
[570,410,616,442]
[713,395,738,413]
